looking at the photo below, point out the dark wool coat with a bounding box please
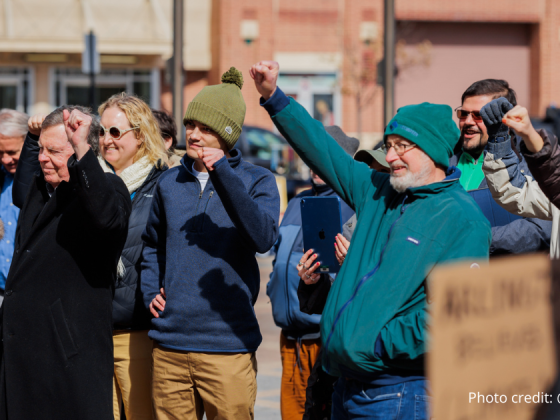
[0,148,131,420]
[14,133,164,331]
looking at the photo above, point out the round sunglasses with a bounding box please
[99,124,140,140]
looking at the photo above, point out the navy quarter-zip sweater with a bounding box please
[141,149,280,352]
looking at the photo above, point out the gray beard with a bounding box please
[389,153,434,192]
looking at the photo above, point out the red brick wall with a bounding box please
[539,0,560,114]
[189,0,560,132]
[395,0,545,23]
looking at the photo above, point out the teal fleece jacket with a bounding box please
[262,89,491,377]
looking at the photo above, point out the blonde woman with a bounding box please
[98,93,168,420]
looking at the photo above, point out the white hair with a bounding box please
[389,148,434,193]
[0,109,29,138]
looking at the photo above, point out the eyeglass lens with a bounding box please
[456,109,483,121]
[99,126,124,139]
[384,143,410,156]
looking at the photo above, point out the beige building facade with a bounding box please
[0,0,210,115]
[1,0,559,151]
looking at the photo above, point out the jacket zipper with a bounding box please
[199,191,213,231]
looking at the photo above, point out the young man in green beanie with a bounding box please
[141,67,280,420]
[250,61,491,420]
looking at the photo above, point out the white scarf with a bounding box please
[98,155,154,278]
[98,155,154,194]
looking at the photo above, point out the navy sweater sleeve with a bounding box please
[209,156,280,254]
[141,181,167,311]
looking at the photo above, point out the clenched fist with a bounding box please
[197,147,225,171]
[249,61,280,100]
[500,105,544,153]
[63,109,92,160]
[28,114,47,136]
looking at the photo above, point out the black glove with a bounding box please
[480,97,514,139]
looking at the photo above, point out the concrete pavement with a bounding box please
[254,255,282,419]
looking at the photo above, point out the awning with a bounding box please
[0,0,211,70]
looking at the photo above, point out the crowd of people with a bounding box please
[0,59,555,420]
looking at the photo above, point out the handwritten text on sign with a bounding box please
[428,255,556,420]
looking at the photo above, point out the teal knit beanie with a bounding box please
[384,103,460,168]
[183,67,246,149]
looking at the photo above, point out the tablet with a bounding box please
[300,196,343,274]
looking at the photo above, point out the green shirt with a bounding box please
[457,151,485,191]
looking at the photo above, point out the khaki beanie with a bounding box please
[183,67,246,149]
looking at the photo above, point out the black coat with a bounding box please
[13,133,162,330]
[12,133,40,209]
[0,148,131,420]
[114,165,166,330]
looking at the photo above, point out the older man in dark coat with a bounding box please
[0,106,131,419]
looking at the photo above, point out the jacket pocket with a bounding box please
[49,299,78,360]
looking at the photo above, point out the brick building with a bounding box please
[1,0,558,149]
[176,0,560,148]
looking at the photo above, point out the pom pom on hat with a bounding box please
[221,67,244,90]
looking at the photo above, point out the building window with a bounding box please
[52,68,160,111]
[0,68,33,113]
[278,73,340,126]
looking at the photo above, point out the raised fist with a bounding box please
[28,114,47,136]
[501,105,543,153]
[249,61,280,100]
[63,109,92,160]
[480,97,514,139]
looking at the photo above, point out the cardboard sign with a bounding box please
[428,254,557,420]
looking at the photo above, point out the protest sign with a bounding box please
[428,254,556,420]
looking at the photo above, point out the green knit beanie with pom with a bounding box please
[183,67,246,149]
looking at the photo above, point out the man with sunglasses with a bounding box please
[452,79,552,255]
[250,60,491,420]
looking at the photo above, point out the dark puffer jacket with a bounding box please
[113,164,166,330]
[522,129,560,208]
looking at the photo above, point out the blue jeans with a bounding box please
[332,377,431,420]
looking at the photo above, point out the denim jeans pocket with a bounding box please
[354,385,403,419]
[414,395,432,420]
[361,390,402,402]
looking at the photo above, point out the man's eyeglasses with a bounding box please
[99,125,140,140]
[381,142,417,156]
[455,107,483,122]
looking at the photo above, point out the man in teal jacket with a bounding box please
[250,61,491,420]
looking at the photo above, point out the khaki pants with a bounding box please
[152,343,257,420]
[280,332,322,420]
[113,330,153,420]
